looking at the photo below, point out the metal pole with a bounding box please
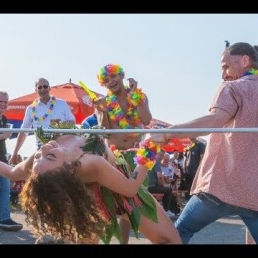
[2,128,258,134]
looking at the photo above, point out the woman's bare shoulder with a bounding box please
[77,154,108,182]
[80,153,106,169]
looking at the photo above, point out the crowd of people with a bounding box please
[1,41,258,244]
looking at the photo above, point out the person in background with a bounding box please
[145,42,258,244]
[9,154,24,206]
[170,150,180,163]
[170,160,183,215]
[183,137,206,200]
[170,150,185,191]
[81,113,98,129]
[0,91,23,231]
[161,152,174,182]
[161,152,181,215]
[94,64,152,244]
[94,64,152,150]
[9,77,75,164]
[148,149,175,217]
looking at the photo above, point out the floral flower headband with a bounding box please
[97,64,124,86]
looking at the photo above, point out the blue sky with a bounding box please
[1,13,257,125]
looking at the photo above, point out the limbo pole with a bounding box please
[2,128,258,134]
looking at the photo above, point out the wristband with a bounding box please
[134,140,160,170]
[128,88,146,107]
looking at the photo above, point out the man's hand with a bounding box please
[143,132,168,145]
[8,153,20,165]
[3,132,12,139]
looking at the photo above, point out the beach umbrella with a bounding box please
[5,82,103,127]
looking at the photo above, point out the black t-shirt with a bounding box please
[184,141,206,176]
[148,160,162,187]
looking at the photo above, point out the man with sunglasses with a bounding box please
[9,77,75,165]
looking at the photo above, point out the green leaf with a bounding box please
[100,187,123,244]
[137,185,158,222]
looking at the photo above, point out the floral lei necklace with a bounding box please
[243,68,258,76]
[106,87,145,131]
[31,96,56,122]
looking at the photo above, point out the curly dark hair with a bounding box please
[19,163,109,243]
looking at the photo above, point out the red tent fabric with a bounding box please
[5,82,103,125]
[161,138,191,153]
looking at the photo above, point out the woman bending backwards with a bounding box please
[0,124,181,244]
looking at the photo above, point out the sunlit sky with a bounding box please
[1,13,257,125]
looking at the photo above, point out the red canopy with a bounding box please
[5,82,103,125]
[161,138,191,153]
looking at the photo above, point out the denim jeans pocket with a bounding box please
[197,192,222,207]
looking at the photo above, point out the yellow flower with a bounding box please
[184,142,195,152]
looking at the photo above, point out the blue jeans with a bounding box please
[0,175,11,221]
[175,192,258,244]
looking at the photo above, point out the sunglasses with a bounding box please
[37,85,49,90]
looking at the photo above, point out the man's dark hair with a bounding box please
[225,42,258,68]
